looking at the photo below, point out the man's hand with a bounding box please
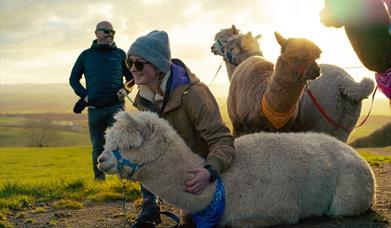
[185,168,211,195]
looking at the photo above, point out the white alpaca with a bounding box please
[296,64,375,142]
[98,111,375,228]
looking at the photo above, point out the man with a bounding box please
[70,21,132,180]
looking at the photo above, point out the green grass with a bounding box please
[0,146,389,215]
[53,199,83,209]
[0,146,140,213]
[0,147,92,182]
[357,148,391,166]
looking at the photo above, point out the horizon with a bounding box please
[0,83,390,117]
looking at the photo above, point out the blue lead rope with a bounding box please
[192,177,225,228]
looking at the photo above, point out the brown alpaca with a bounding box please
[214,27,375,141]
[228,32,321,137]
[211,25,263,81]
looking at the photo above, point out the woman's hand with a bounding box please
[185,168,211,195]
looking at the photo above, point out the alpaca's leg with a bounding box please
[327,163,374,217]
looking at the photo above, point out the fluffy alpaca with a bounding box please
[295,64,375,142]
[211,25,263,81]
[98,111,375,228]
[215,26,375,141]
[228,32,321,137]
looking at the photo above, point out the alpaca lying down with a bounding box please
[98,111,375,227]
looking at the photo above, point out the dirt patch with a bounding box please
[7,160,391,228]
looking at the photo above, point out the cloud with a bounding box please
[1,0,365,85]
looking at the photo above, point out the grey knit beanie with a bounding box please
[127,30,171,73]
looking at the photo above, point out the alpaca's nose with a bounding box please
[305,62,321,80]
[97,155,106,164]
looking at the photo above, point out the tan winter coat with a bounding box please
[133,59,234,174]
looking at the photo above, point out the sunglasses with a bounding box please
[97,28,116,35]
[125,59,150,71]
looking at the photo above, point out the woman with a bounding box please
[126,30,235,227]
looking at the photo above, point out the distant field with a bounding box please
[347,115,390,143]
[1,83,389,115]
[0,112,389,147]
[0,83,389,147]
[0,113,91,147]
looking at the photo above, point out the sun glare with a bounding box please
[252,0,376,85]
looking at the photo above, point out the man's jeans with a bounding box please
[88,102,124,180]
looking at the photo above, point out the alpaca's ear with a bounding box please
[105,111,145,150]
[254,33,262,39]
[274,32,287,47]
[114,111,142,131]
[242,32,253,46]
[232,24,239,34]
[245,32,253,38]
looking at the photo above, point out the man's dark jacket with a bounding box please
[69,40,132,108]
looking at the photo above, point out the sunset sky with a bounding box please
[0,0,387,99]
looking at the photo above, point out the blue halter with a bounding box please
[112,148,144,178]
[192,177,225,228]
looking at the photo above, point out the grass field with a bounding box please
[0,146,140,216]
[0,145,389,227]
[0,147,93,183]
[1,146,390,203]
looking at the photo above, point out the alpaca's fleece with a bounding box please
[227,56,274,135]
[98,111,375,228]
[296,64,375,142]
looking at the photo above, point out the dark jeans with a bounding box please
[88,102,124,180]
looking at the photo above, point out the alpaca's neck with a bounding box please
[137,143,215,213]
[225,63,236,81]
[264,57,306,113]
[225,49,263,82]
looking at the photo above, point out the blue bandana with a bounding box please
[192,177,225,228]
